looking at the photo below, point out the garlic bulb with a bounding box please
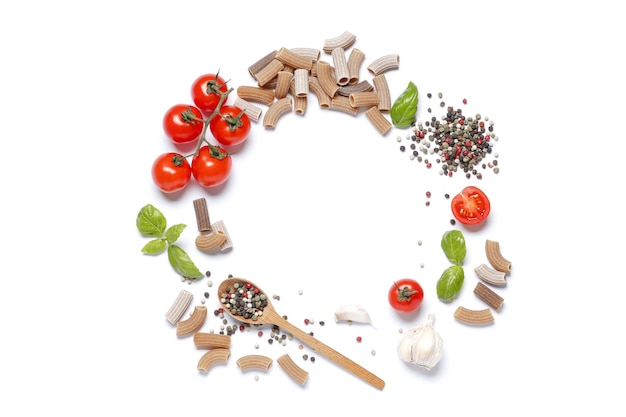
[397,313,443,370]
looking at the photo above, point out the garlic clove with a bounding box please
[334,304,372,324]
[397,313,443,370]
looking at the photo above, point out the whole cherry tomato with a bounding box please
[210,105,251,147]
[191,145,232,188]
[388,279,424,313]
[162,104,204,145]
[151,152,191,193]
[451,186,491,225]
[191,72,229,115]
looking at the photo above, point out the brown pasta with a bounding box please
[365,106,392,135]
[277,353,308,386]
[293,68,309,98]
[372,74,391,112]
[236,355,273,372]
[275,47,314,71]
[193,333,232,349]
[346,47,365,85]
[233,97,263,123]
[193,198,211,232]
[316,60,339,98]
[349,91,380,108]
[330,95,358,116]
[210,220,232,252]
[274,71,293,99]
[289,80,307,115]
[454,306,494,326]
[289,47,321,61]
[263,97,293,128]
[473,282,504,311]
[176,306,207,337]
[336,80,374,97]
[308,76,332,109]
[248,50,277,80]
[331,47,350,86]
[195,231,227,252]
[197,348,230,372]
[367,54,400,75]
[254,58,284,87]
[323,30,357,53]
[236,86,275,106]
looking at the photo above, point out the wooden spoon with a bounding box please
[217,278,385,390]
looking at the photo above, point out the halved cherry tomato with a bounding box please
[162,104,203,145]
[191,72,229,115]
[210,105,251,147]
[388,279,424,313]
[451,186,491,225]
[151,152,191,193]
[191,145,232,188]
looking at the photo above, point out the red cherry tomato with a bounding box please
[191,73,229,115]
[162,104,204,145]
[451,186,491,225]
[151,152,191,193]
[388,279,424,313]
[191,145,232,188]
[210,105,251,147]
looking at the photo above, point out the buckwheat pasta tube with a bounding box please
[308,76,332,109]
[197,348,230,372]
[236,355,273,372]
[453,306,494,326]
[337,80,374,97]
[330,95,358,116]
[165,289,193,325]
[289,80,307,115]
[372,74,391,112]
[274,71,293,99]
[236,85,275,106]
[210,220,233,252]
[365,106,392,135]
[275,47,314,71]
[254,58,284,87]
[290,47,321,61]
[323,30,357,53]
[233,97,263,123]
[193,333,232,349]
[316,60,339,98]
[277,353,308,386]
[176,306,207,337]
[331,47,350,86]
[349,91,380,108]
[263,97,293,128]
[293,68,309,98]
[346,47,365,85]
[248,50,278,80]
[367,54,400,75]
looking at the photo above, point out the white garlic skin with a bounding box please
[397,313,443,370]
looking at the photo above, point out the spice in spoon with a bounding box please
[220,281,268,321]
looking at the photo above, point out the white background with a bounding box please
[1,1,624,415]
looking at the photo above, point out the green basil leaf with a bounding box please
[436,265,465,302]
[390,81,418,128]
[136,204,166,237]
[165,224,186,244]
[441,230,466,266]
[141,238,167,255]
[167,244,204,280]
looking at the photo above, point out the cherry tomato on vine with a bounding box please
[388,279,424,313]
[162,104,204,145]
[191,145,232,188]
[151,152,191,193]
[451,186,491,226]
[210,105,251,147]
[191,72,229,115]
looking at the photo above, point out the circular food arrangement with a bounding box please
[136,31,512,390]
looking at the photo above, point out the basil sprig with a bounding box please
[136,204,204,280]
[436,230,467,302]
[390,81,418,128]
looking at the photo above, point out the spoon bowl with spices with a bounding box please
[217,277,385,390]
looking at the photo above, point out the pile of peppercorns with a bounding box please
[398,93,500,179]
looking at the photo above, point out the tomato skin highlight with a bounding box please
[451,186,491,225]
[151,152,191,193]
[210,105,251,147]
[388,279,424,313]
[191,145,232,188]
[191,73,229,115]
[162,104,204,145]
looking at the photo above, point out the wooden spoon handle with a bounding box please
[271,312,385,390]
